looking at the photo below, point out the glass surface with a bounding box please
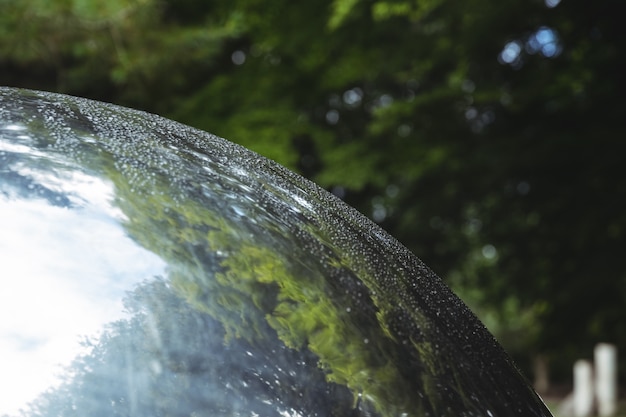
[0,87,552,417]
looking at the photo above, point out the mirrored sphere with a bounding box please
[0,87,552,417]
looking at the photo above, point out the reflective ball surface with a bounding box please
[0,87,552,417]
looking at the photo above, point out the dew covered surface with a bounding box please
[0,87,552,417]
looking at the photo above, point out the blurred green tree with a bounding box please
[1,0,625,382]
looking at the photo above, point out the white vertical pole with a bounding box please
[573,359,595,417]
[595,343,618,416]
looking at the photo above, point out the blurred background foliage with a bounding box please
[1,0,624,387]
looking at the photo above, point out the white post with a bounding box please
[573,359,595,417]
[595,343,618,416]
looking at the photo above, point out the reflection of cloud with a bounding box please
[2,333,47,352]
[0,173,166,415]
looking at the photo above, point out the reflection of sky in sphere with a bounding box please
[0,173,166,415]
